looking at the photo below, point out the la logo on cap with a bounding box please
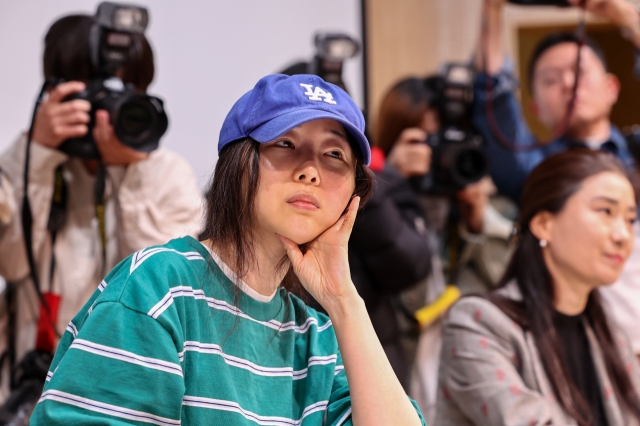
[299,84,337,105]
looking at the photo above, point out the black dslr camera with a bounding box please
[414,63,488,194]
[59,2,168,159]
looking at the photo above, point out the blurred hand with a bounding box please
[94,110,149,166]
[457,178,491,234]
[568,0,637,28]
[32,82,90,149]
[387,128,432,178]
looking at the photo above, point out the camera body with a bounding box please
[59,2,168,159]
[414,63,488,194]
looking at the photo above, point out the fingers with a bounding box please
[93,110,112,145]
[48,81,86,103]
[336,196,360,234]
[396,128,428,146]
[56,99,91,115]
[276,234,304,266]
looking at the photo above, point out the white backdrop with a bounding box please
[0,0,363,188]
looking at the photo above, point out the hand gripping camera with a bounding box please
[59,2,168,159]
[414,63,488,194]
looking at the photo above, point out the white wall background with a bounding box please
[0,0,363,188]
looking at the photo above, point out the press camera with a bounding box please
[415,63,488,193]
[59,2,168,159]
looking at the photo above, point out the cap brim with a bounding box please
[248,109,371,166]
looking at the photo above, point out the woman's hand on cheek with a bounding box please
[277,196,361,317]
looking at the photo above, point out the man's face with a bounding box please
[531,42,619,134]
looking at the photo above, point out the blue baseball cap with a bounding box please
[218,74,371,165]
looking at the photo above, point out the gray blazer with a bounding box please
[434,283,640,426]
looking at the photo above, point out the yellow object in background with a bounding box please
[414,285,461,329]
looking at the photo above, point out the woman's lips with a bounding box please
[287,193,320,211]
[605,254,624,265]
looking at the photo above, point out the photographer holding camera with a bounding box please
[474,0,640,361]
[0,5,202,416]
[349,74,515,423]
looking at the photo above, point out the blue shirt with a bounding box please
[472,65,636,203]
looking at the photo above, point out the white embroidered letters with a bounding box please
[299,84,337,105]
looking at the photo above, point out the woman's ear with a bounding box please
[529,211,554,243]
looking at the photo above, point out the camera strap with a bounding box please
[21,81,61,339]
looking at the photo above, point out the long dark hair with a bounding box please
[493,149,640,425]
[199,137,374,298]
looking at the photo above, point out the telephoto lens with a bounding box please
[58,78,168,159]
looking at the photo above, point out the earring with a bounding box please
[539,239,548,248]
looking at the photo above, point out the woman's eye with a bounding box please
[629,217,637,225]
[598,207,612,216]
[326,150,343,159]
[275,140,294,148]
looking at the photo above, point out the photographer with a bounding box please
[0,12,202,405]
[473,0,640,360]
[349,77,514,422]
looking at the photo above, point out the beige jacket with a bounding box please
[435,283,640,426]
[0,134,203,396]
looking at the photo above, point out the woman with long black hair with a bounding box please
[30,74,425,425]
[435,149,640,425]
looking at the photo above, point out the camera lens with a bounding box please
[119,99,153,140]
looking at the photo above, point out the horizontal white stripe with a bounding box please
[131,247,204,274]
[45,371,53,382]
[66,322,78,338]
[70,339,182,377]
[149,286,333,334]
[98,280,107,292]
[39,390,179,426]
[183,341,337,380]
[293,355,339,380]
[336,407,353,426]
[182,395,327,426]
[334,365,344,375]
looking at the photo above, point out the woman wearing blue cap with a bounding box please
[31,74,426,425]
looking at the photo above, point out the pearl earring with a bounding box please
[539,239,548,248]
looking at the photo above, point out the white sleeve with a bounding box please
[0,134,68,282]
[109,148,204,255]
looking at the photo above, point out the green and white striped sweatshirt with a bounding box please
[30,236,425,425]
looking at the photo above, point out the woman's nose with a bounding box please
[611,218,632,244]
[296,164,319,184]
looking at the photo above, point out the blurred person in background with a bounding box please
[436,149,640,426]
[349,76,514,422]
[474,0,640,362]
[0,13,202,405]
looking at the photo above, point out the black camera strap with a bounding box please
[20,81,60,336]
